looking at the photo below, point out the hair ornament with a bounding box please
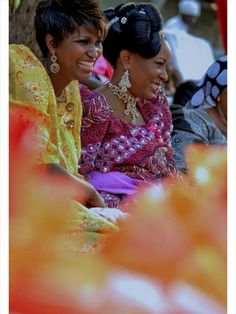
[120,17,128,24]
[139,9,146,14]
[107,16,119,28]
[159,30,165,39]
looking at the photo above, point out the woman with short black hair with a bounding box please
[10,0,119,252]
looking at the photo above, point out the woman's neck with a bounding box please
[49,73,70,97]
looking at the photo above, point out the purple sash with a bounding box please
[86,171,144,195]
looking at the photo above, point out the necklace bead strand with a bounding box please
[107,82,140,124]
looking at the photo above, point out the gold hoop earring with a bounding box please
[118,69,131,93]
[50,52,60,74]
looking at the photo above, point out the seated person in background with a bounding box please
[171,56,227,173]
[10,0,121,251]
[78,3,178,208]
[164,63,183,104]
[164,29,215,82]
[173,80,198,107]
[163,1,214,84]
[164,0,201,33]
[92,54,114,83]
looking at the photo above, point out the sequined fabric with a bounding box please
[79,84,178,207]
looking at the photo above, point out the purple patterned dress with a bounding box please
[79,84,178,207]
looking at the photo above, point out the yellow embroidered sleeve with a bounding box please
[9,44,83,176]
[67,201,118,253]
[9,44,60,165]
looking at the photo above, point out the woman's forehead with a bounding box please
[156,40,171,60]
[73,23,101,36]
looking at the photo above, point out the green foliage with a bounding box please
[10,0,22,14]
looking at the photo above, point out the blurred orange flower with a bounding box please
[102,144,226,305]
[10,106,226,314]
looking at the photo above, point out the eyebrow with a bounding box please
[74,30,102,41]
[72,33,92,41]
[155,58,166,62]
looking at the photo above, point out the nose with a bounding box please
[159,66,168,83]
[87,44,102,60]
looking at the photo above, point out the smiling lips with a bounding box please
[78,61,94,71]
[151,82,161,91]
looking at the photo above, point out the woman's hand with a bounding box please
[37,164,106,208]
[90,207,129,224]
[81,180,106,208]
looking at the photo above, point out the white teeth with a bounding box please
[79,61,94,66]
[78,61,94,70]
[151,82,159,89]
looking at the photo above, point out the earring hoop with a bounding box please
[49,52,60,74]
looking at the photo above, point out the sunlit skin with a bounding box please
[46,24,103,96]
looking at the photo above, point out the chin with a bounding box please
[131,88,155,100]
[143,92,156,101]
[76,71,92,82]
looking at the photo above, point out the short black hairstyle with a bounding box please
[34,0,107,57]
[103,2,163,67]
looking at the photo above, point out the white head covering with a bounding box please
[178,0,201,17]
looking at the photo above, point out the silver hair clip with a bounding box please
[159,31,165,39]
[120,17,127,24]
[107,16,119,28]
[139,9,146,14]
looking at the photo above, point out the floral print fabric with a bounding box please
[9,44,82,176]
[9,44,117,250]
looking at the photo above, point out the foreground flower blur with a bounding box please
[10,106,226,314]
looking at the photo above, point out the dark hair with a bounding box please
[103,2,163,67]
[173,80,198,107]
[34,0,107,57]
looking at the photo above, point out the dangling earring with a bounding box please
[49,51,60,74]
[118,69,131,93]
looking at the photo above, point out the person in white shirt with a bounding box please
[163,0,214,83]
[164,0,201,33]
[164,29,214,82]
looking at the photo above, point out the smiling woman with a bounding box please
[79,2,179,208]
[9,0,121,259]
[34,0,106,96]
[46,24,103,94]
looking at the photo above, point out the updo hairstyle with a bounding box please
[103,2,163,67]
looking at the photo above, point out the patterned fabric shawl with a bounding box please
[185,55,227,110]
